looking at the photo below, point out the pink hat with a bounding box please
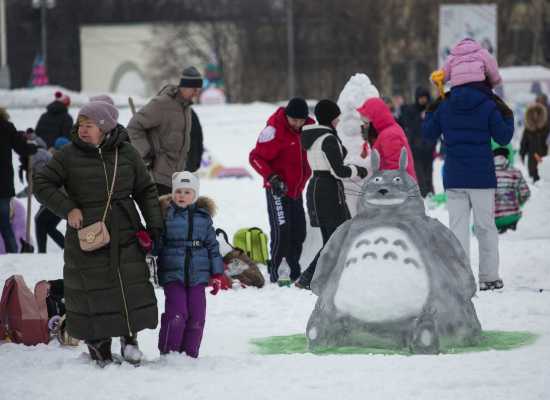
[78,101,119,133]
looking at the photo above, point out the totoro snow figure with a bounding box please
[306,148,481,354]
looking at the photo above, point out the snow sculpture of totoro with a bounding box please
[306,148,481,353]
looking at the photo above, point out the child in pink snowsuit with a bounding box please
[443,38,502,88]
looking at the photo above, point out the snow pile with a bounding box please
[0,86,148,109]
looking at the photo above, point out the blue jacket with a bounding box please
[158,198,224,287]
[422,85,514,189]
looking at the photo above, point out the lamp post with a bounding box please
[32,0,55,72]
[0,0,10,88]
[286,0,295,98]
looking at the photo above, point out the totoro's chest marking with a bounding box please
[333,227,430,322]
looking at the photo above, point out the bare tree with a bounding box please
[146,20,241,100]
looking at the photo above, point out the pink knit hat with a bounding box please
[78,101,119,133]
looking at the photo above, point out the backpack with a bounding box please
[0,275,49,345]
[232,227,269,265]
[218,229,265,288]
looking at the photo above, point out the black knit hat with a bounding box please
[285,97,309,119]
[493,146,510,158]
[314,99,341,126]
[179,66,203,88]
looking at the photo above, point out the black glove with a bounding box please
[268,174,287,197]
[356,166,368,179]
[492,94,514,118]
[426,96,445,113]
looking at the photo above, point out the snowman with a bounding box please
[306,149,481,353]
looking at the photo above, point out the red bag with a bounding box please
[0,275,49,345]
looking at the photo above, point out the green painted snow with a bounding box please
[250,331,537,356]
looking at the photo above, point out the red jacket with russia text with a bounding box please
[249,107,314,199]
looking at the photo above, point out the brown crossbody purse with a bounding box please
[77,148,118,252]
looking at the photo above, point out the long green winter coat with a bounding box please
[34,126,163,341]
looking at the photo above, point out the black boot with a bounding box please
[86,339,113,367]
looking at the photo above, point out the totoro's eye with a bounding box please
[373,176,384,184]
[392,177,402,184]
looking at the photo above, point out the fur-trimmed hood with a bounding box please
[525,102,548,132]
[159,194,217,218]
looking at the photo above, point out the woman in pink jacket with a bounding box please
[357,97,417,180]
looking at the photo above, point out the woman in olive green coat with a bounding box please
[34,101,163,366]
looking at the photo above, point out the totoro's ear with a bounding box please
[371,149,380,172]
[399,147,408,171]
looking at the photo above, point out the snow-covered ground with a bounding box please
[1,90,550,400]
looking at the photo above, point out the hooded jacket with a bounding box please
[249,107,314,199]
[422,84,514,189]
[34,101,73,149]
[127,84,193,187]
[494,155,530,219]
[357,98,417,181]
[520,102,549,180]
[399,87,434,155]
[157,195,224,287]
[443,38,502,88]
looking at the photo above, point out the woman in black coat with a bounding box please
[296,100,367,289]
[34,101,163,366]
[0,108,37,253]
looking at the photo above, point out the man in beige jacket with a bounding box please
[127,67,203,195]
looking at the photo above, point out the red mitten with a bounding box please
[210,274,224,295]
[136,230,152,253]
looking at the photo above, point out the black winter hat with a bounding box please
[285,97,309,119]
[493,146,510,158]
[179,66,203,88]
[314,99,341,127]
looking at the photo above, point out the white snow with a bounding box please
[0,88,549,400]
[335,228,429,322]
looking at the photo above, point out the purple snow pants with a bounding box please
[158,281,206,357]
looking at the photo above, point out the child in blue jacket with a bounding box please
[157,171,224,357]
[422,40,514,291]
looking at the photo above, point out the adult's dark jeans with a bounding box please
[0,197,18,253]
[35,206,65,253]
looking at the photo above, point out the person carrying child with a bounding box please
[157,171,225,357]
[422,37,514,291]
[493,147,531,233]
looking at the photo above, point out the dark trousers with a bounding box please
[298,218,343,287]
[0,197,17,253]
[266,190,306,282]
[35,206,64,253]
[412,150,434,198]
[156,183,171,196]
